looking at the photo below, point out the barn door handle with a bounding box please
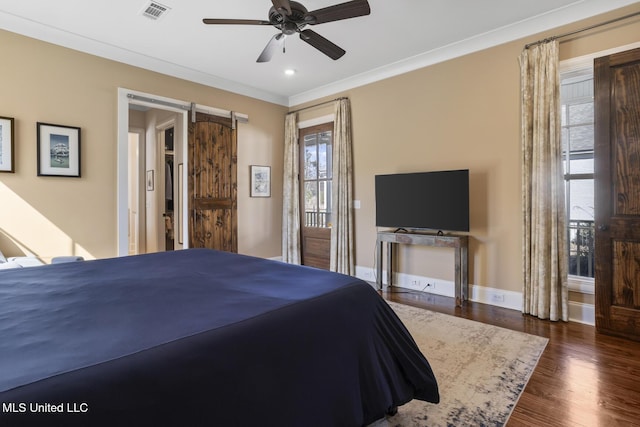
[597,224,608,231]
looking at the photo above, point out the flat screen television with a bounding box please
[375,169,469,232]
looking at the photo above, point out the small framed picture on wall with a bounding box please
[0,116,15,173]
[250,165,271,197]
[37,122,81,177]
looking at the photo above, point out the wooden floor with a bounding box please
[381,289,640,427]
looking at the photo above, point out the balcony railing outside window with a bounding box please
[305,211,331,228]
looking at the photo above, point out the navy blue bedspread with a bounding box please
[0,249,438,426]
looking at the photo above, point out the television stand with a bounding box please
[376,230,468,306]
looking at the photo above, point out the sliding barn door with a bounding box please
[188,112,237,252]
[594,47,640,341]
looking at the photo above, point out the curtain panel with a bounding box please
[282,112,301,264]
[519,40,569,321]
[330,99,355,275]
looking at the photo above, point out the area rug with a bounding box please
[371,302,548,427]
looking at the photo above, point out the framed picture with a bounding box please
[146,170,154,191]
[37,122,81,177]
[0,116,15,173]
[250,165,271,197]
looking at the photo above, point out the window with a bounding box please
[560,68,595,284]
[301,124,333,228]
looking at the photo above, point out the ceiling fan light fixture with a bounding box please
[284,68,296,76]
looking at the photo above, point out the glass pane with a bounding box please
[304,182,318,227]
[304,138,317,180]
[318,141,328,179]
[301,126,333,228]
[322,180,332,228]
[318,180,332,210]
[317,131,332,179]
[569,157,593,175]
[567,178,595,278]
[568,179,594,221]
[561,127,569,154]
[567,124,594,152]
[568,102,593,126]
[568,219,595,278]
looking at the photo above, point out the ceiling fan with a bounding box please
[203,0,371,63]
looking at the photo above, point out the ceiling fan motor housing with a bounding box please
[269,1,311,33]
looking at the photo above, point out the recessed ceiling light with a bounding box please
[284,69,296,76]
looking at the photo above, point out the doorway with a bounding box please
[117,88,248,257]
[118,89,189,256]
[299,122,333,270]
[130,109,183,254]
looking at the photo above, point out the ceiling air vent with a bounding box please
[141,1,171,20]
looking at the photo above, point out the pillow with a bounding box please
[0,250,6,264]
[0,261,23,270]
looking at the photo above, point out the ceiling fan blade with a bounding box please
[299,29,345,60]
[257,33,286,63]
[203,18,271,25]
[271,0,292,15]
[305,0,370,25]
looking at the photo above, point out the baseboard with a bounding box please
[355,265,596,324]
[355,266,521,311]
[568,301,595,325]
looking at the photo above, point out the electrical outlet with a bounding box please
[411,280,421,287]
[491,293,505,303]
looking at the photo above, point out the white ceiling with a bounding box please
[0,0,637,106]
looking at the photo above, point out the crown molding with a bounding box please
[287,0,640,106]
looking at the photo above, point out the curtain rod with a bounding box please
[288,97,348,115]
[525,9,640,49]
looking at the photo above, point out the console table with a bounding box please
[376,231,469,306]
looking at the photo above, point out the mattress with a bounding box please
[0,249,438,426]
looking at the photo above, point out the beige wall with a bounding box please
[1,4,639,299]
[0,29,287,262]
[292,5,640,296]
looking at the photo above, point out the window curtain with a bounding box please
[519,40,569,322]
[330,99,355,275]
[282,112,301,264]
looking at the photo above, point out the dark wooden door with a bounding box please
[594,47,640,340]
[188,112,237,252]
[299,123,333,270]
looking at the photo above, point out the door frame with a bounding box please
[298,117,334,269]
[117,88,249,256]
[128,127,146,254]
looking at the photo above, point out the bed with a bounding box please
[0,249,439,426]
